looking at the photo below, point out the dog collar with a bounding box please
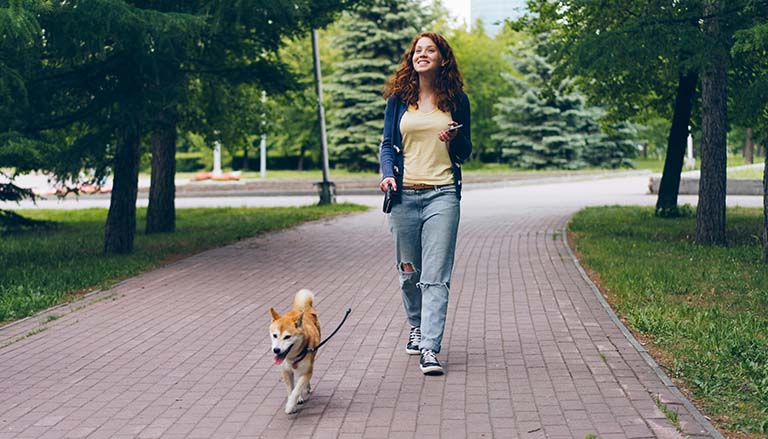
[291,341,311,368]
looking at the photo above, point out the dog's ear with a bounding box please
[269,307,280,321]
[295,312,304,329]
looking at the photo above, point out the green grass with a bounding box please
[569,206,768,436]
[632,154,750,174]
[0,204,367,324]
[653,395,682,432]
[729,166,764,180]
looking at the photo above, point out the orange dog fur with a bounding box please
[269,289,321,414]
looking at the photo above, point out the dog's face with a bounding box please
[269,308,305,365]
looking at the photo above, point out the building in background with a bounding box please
[469,0,526,35]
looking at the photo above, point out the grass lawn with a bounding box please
[729,166,764,180]
[633,154,750,174]
[569,206,768,437]
[0,204,367,324]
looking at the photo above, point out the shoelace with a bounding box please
[422,349,438,364]
[409,327,421,344]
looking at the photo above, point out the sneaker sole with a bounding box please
[405,347,420,355]
[420,365,444,375]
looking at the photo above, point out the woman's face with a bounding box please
[412,37,442,74]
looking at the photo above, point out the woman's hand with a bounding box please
[380,177,397,192]
[438,121,460,142]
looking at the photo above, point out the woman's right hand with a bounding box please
[380,177,396,192]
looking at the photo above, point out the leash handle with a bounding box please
[310,308,351,352]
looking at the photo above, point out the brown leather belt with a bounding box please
[401,183,453,190]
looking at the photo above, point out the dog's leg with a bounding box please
[281,369,294,397]
[298,382,312,405]
[285,373,311,414]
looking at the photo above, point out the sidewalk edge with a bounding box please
[561,224,725,439]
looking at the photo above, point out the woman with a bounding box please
[379,32,471,375]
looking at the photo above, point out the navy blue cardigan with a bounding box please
[379,93,472,203]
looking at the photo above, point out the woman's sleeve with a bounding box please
[452,93,472,162]
[379,97,396,179]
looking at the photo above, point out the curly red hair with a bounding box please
[383,32,464,113]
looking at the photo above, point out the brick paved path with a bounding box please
[0,176,730,439]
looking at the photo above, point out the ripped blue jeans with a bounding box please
[388,185,460,353]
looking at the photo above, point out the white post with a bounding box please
[213,132,223,177]
[260,90,267,178]
[685,125,696,170]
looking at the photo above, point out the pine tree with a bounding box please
[326,0,431,171]
[492,50,589,169]
[493,43,639,170]
[583,121,639,169]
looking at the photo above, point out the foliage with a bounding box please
[519,0,708,122]
[448,22,519,162]
[732,16,768,140]
[492,39,639,169]
[0,203,367,322]
[570,205,768,435]
[262,34,338,171]
[326,0,435,171]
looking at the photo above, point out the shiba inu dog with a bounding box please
[269,289,321,414]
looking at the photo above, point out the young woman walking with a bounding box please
[379,32,471,375]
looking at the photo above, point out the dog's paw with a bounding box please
[285,402,298,414]
[298,387,311,404]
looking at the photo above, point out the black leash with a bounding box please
[292,308,352,365]
[311,308,351,352]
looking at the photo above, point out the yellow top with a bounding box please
[399,106,454,186]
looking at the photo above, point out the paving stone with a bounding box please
[0,176,725,438]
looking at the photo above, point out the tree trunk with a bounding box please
[145,109,177,234]
[104,117,142,254]
[763,150,768,262]
[696,0,728,246]
[242,146,249,171]
[655,71,698,216]
[298,143,306,171]
[745,127,754,164]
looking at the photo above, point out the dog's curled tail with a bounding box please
[293,289,315,311]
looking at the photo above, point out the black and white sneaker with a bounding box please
[419,349,444,375]
[405,326,421,355]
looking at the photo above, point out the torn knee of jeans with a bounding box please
[398,262,416,274]
[417,281,450,289]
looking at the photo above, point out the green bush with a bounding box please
[176,152,205,172]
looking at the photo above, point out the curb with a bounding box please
[562,225,724,439]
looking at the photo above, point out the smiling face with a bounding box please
[412,36,443,75]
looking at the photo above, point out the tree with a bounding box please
[525,0,768,247]
[522,0,707,215]
[732,9,768,262]
[145,108,178,234]
[262,33,340,172]
[0,0,49,223]
[492,41,638,170]
[326,0,433,171]
[449,22,517,162]
[696,0,728,245]
[583,121,640,169]
[1,0,361,252]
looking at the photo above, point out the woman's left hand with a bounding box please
[438,121,460,143]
